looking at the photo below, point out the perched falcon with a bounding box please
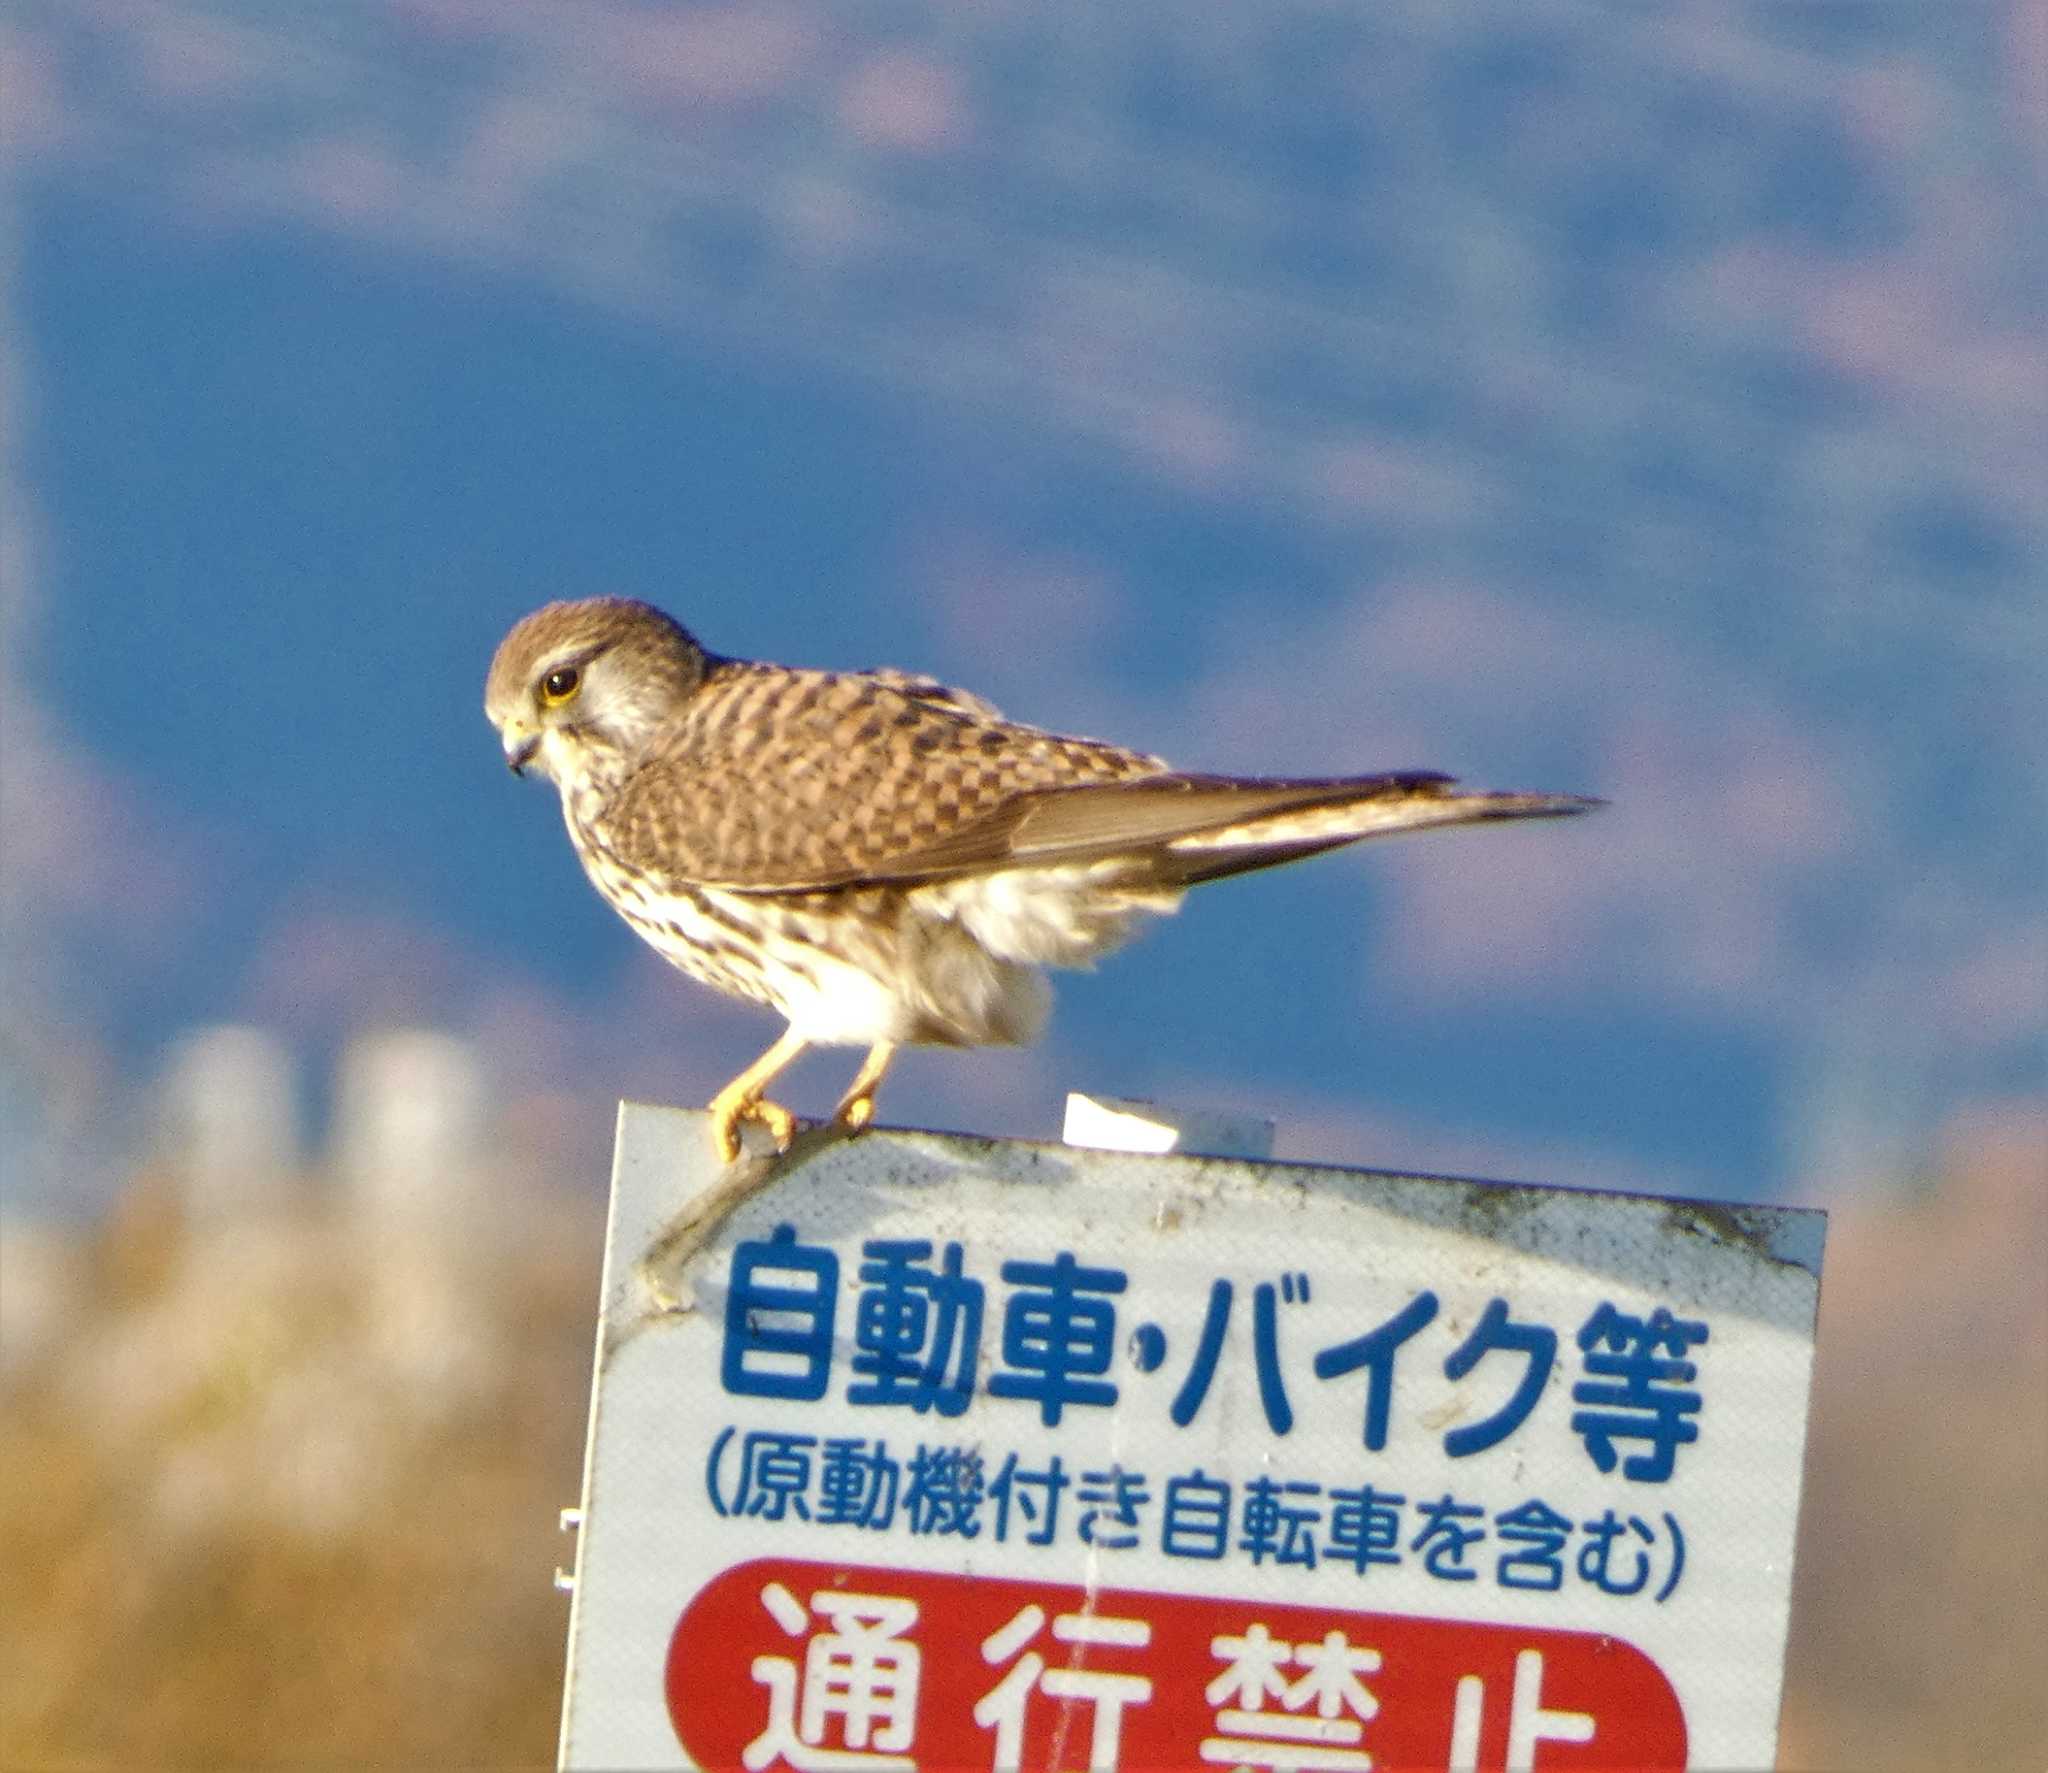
[485,598,1596,1163]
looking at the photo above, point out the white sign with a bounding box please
[559,1103,1824,1772]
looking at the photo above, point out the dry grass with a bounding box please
[2,1186,596,1771]
[1778,1107,2048,1772]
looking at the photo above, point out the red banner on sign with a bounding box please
[667,1556,1686,1772]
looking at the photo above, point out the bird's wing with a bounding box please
[860,668,1007,724]
[598,661,1597,894]
[595,661,1168,891]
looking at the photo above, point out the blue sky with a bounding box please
[4,2,2042,1216]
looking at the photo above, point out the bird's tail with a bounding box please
[916,771,1597,971]
[1142,773,1600,886]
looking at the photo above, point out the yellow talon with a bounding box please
[706,1028,812,1164]
[748,1097,797,1150]
[829,1040,896,1139]
[708,1091,799,1164]
[703,1030,888,1164]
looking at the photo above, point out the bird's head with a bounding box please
[484,597,712,787]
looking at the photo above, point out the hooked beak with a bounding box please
[503,729,541,776]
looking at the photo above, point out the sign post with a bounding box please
[558,1103,1824,1772]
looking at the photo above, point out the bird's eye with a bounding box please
[540,665,581,705]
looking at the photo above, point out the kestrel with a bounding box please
[485,597,1596,1164]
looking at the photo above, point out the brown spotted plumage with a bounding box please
[485,596,1597,1162]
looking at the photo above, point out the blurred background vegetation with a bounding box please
[2,1077,2041,1766]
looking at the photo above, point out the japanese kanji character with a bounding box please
[1161,1468,1233,1560]
[975,1604,1152,1771]
[1202,1623,1379,1772]
[1313,1290,1440,1450]
[1442,1297,1557,1458]
[1447,1649,1593,1773]
[848,1240,983,1417]
[1494,1498,1573,1592]
[708,1427,816,1521]
[1077,1465,1151,1548]
[1241,1476,1322,1568]
[723,1225,839,1402]
[1286,1631,1382,1722]
[1205,1622,1292,1709]
[745,1583,919,1771]
[1411,1492,1486,1581]
[988,1451,1068,1547]
[987,1252,1127,1425]
[901,1444,983,1538]
[1570,1302,1708,1481]
[815,1437,899,1531]
[1326,1484,1405,1575]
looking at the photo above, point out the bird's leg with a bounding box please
[831,1040,898,1135]
[706,1027,809,1163]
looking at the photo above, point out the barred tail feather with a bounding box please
[1159,780,1600,885]
[910,775,1595,978]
